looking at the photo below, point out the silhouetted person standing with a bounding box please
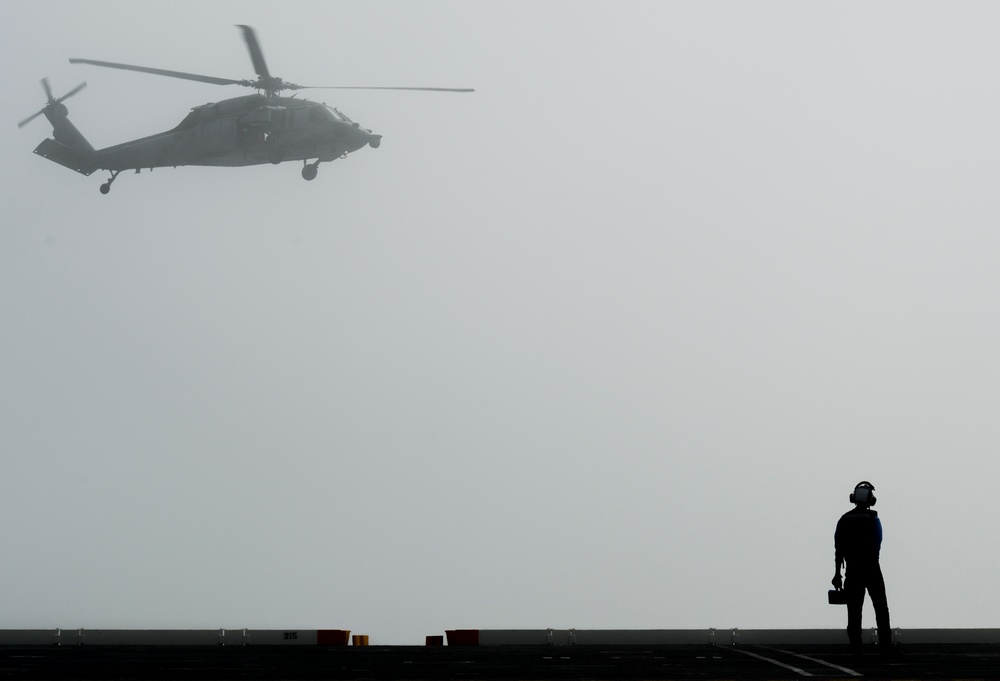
[833,481,895,656]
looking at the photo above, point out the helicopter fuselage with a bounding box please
[94,94,380,171]
[22,25,468,193]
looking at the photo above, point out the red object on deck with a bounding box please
[445,630,480,646]
[317,630,351,646]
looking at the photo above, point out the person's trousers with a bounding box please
[845,561,891,650]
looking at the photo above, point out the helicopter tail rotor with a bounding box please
[18,77,87,129]
[19,77,96,174]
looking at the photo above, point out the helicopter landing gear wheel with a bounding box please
[302,161,319,181]
[100,170,122,195]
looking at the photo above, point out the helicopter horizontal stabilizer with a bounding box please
[34,138,97,175]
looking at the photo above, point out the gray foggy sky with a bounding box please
[2,1,999,643]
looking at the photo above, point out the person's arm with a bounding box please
[832,519,844,589]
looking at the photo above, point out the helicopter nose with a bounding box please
[345,123,379,150]
[330,119,379,155]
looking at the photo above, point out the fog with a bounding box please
[2,1,998,643]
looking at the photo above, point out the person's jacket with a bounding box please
[835,506,882,565]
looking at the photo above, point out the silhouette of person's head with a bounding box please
[850,481,877,507]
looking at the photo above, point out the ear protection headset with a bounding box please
[850,481,877,507]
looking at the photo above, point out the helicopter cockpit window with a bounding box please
[309,106,336,123]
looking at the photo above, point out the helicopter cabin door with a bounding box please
[199,116,238,156]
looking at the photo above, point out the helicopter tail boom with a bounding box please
[36,102,97,175]
[34,138,97,175]
[20,78,97,175]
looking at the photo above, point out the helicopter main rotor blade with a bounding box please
[69,28,473,98]
[291,85,475,93]
[69,58,244,87]
[237,25,272,81]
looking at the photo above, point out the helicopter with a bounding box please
[18,25,473,194]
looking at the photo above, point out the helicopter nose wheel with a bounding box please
[100,170,122,195]
[301,161,319,181]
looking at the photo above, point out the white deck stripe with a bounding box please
[767,647,862,677]
[729,647,812,676]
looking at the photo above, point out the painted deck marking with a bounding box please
[766,647,862,677]
[729,647,812,676]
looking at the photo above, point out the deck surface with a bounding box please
[2,643,999,679]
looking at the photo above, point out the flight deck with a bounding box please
[1,628,998,679]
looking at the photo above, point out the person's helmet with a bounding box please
[850,481,877,507]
